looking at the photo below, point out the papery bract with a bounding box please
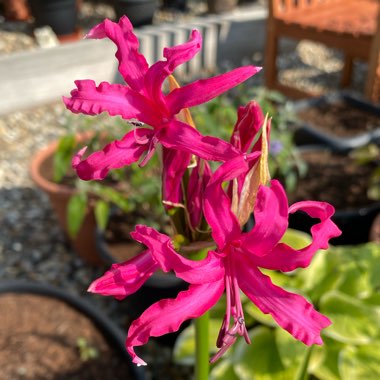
[63,16,261,180]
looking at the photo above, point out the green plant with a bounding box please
[350,143,380,201]
[53,115,165,238]
[174,230,380,379]
[191,86,307,192]
[76,337,99,362]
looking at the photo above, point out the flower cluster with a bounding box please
[64,16,341,366]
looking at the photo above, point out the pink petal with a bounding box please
[131,225,224,283]
[86,17,148,92]
[240,180,289,256]
[204,156,250,248]
[144,30,202,106]
[88,250,158,300]
[63,80,161,127]
[126,281,224,365]
[72,129,151,180]
[230,101,264,153]
[238,261,331,345]
[166,66,261,115]
[162,147,192,207]
[187,160,212,228]
[249,200,341,272]
[160,120,241,161]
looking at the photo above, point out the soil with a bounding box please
[296,100,380,138]
[0,293,135,380]
[287,149,375,210]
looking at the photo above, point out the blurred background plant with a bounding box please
[53,113,166,239]
[191,85,307,192]
[173,229,380,380]
[350,143,380,201]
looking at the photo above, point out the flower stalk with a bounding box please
[195,311,210,380]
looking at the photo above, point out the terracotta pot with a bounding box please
[0,280,146,380]
[370,213,380,242]
[207,0,238,14]
[30,135,103,265]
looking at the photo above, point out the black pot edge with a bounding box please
[292,91,380,152]
[0,280,146,380]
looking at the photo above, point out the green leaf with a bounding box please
[233,326,292,380]
[309,337,345,380]
[94,200,110,231]
[53,134,76,182]
[280,228,311,249]
[339,343,380,379]
[210,360,239,380]
[293,249,342,303]
[67,193,87,239]
[319,291,380,344]
[173,319,222,365]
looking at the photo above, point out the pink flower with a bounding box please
[64,16,261,180]
[88,155,341,365]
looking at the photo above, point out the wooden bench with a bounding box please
[265,0,380,101]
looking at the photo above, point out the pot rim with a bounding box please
[0,279,146,380]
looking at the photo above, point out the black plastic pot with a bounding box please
[292,92,380,154]
[96,228,189,346]
[114,0,158,27]
[287,145,380,245]
[0,280,146,380]
[289,202,380,246]
[29,0,78,36]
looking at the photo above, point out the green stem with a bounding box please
[295,345,313,380]
[195,311,210,380]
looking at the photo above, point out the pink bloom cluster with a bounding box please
[64,17,341,366]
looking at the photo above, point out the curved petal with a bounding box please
[72,129,151,180]
[144,30,202,107]
[88,250,158,300]
[238,261,331,346]
[86,17,148,91]
[126,281,224,365]
[160,120,241,162]
[204,156,251,248]
[248,201,341,272]
[131,225,225,283]
[166,66,261,115]
[230,101,264,153]
[63,80,161,127]
[187,159,212,229]
[240,180,289,256]
[162,147,192,207]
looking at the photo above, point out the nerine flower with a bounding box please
[88,154,341,365]
[64,16,261,180]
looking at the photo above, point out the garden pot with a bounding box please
[113,0,158,27]
[162,0,187,11]
[286,146,380,245]
[29,0,79,38]
[0,280,146,380]
[29,135,102,266]
[292,92,380,153]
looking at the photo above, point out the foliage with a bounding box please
[173,231,380,379]
[191,86,307,192]
[53,115,164,238]
[350,143,380,201]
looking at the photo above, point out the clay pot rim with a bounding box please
[29,131,93,196]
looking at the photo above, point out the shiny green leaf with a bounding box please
[210,360,239,380]
[67,193,87,239]
[53,134,76,182]
[320,291,379,344]
[94,200,110,231]
[173,319,222,365]
[339,343,380,379]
